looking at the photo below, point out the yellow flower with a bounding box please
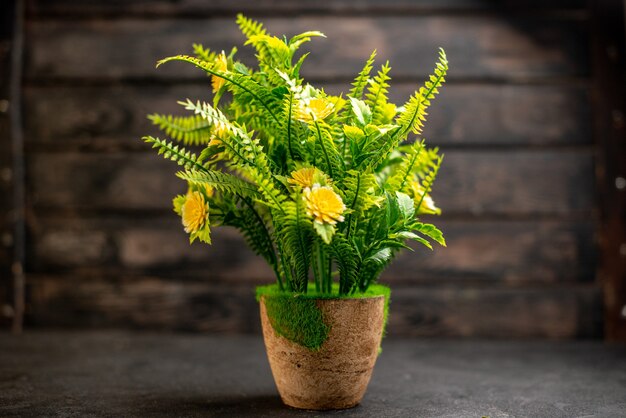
[201,184,215,198]
[208,124,228,147]
[288,167,326,188]
[295,98,334,122]
[410,181,440,215]
[182,191,209,234]
[303,185,346,225]
[211,53,228,93]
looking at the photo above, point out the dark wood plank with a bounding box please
[27,150,594,214]
[384,220,595,284]
[30,219,275,282]
[27,275,602,338]
[389,285,602,338]
[26,0,587,17]
[28,277,262,333]
[28,153,187,210]
[436,150,594,215]
[1,0,26,332]
[590,0,626,341]
[23,83,592,149]
[24,16,589,81]
[28,217,595,285]
[0,0,15,329]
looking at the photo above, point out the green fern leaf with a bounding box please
[396,48,448,137]
[328,234,361,294]
[359,246,395,290]
[334,50,376,161]
[142,136,206,171]
[350,50,376,100]
[236,14,297,87]
[157,54,282,126]
[342,170,380,215]
[310,120,344,180]
[288,31,326,55]
[236,14,268,43]
[246,34,290,69]
[410,222,446,247]
[222,198,278,270]
[192,43,217,63]
[148,114,213,146]
[353,124,400,170]
[415,154,443,214]
[276,199,314,292]
[178,99,242,138]
[386,140,425,193]
[341,169,382,237]
[365,62,393,125]
[176,169,261,200]
[181,99,287,210]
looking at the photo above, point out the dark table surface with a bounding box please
[1,331,625,417]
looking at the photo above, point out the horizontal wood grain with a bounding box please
[27,274,602,338]
[27,150,595,214]
[26,0,587,17]
[28,276,262,333]
[28,217,595,284]
[24,16,588,81]
[30,219,275,282]
[23,83,592,149]
[388,284,601,338]
[590,0,626,341]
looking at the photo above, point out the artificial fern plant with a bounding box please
[144,14,447,296]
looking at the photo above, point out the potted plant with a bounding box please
[143,14,447,410]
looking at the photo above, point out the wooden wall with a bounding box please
[7,0,610,337]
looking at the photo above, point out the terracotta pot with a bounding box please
[259,294,386,410]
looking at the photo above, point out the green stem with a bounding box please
[314,120,333,179]
[316,244,328,295]
[286,92,295,160]
[241,198,277,262]
[312,242,321,293]
[326,256,332,295]
[345,171,362,239]
[273,265,284,291]
[398,145,422,191]
[276,238,293,291]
